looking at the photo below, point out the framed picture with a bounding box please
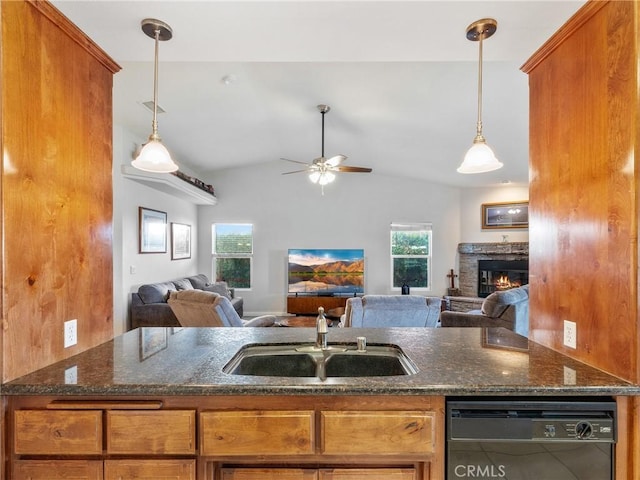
[481,201,529,229]
[139,207,167,253]
[171,222,191,260]
[139,327,168,360]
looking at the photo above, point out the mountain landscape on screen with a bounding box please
[288,249,364,294]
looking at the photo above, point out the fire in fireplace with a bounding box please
[478,259,528,297]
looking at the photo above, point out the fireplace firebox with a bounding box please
[478,259,528,297]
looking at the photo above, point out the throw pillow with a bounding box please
[205,281,232,300]
[173,278,194,291]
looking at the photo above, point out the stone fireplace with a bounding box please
[457,242,529,298]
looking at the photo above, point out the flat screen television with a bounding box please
[288,248,364,295]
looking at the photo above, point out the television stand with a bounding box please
[286,295,349,315]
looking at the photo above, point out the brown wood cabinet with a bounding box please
[221,468,417,480]
[12,402,197,480]
[321,411,434,455]
[14,409,102,455]
[201,410,315,456]
[320,469,417,480]
[221,468,318,480]
[287,296,349,315]
[13,460,104,480]
[106,410,196,455]
[8,395,445,480]
[104,460,196,480]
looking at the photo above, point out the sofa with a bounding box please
[130,274,243,329]
[439,284,529,337]
[340,295,443,328]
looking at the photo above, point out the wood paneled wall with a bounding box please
[1,1,120,381]
[522,1,639,382]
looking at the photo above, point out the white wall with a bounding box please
[197,161,461,316]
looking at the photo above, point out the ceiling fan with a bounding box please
[281,104,372,194]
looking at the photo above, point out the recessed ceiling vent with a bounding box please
[141,100,165,114]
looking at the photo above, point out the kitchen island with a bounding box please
[4,327,638,480]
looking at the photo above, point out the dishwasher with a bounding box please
[446,398,616,479]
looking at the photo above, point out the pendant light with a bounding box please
[132,18,179,173]
[457,18,503,174]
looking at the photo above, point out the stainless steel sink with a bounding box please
[223,343,418,378]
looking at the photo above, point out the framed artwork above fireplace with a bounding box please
[481,201,529,229]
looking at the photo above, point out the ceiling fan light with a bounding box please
[309,171,321,183]
[319,171,336,185]
[132,139,179,173]
[457,141,503,174]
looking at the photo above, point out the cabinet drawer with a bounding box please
[321,411,434,455]
[106,410,196,454]
[319,468,417,480]
[221,467,318,480]
[13,460,103,479]
[200,410,315,455]
[104,459,195,480]
[14,410,102,455]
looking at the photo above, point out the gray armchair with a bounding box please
[439,284,529,337]
[167,290,276,327]
[340,295,443,328]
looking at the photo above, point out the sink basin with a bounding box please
[324,351,416,377]
[223,343,418,378]
[226,352,317,377]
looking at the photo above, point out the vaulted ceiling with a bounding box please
[53,1,585,187]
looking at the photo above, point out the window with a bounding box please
[390,223,432,290]
[212,223,253,289]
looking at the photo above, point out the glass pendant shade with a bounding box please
[132,138,178,173]
[458,139,503,174]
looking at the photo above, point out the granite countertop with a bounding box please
[3,327,638,396]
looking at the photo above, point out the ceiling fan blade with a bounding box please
[282,169,309,175]
[280,157,310,166]
[325,154,346,167]
[335,166,373,173]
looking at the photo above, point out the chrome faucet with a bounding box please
[316,306,329,350]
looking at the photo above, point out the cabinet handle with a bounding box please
[47,400,163,410]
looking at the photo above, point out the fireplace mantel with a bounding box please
[456,242,529,297]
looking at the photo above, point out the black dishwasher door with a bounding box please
[446,398,616,480]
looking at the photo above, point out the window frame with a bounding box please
[212,223,254,290]
[390,222,432,292]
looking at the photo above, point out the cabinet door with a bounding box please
[200,410,315,455]
[319,468,416,480]
[321,411,434,455]
[104,459,195,480]
[221,468,318,480]
[14,410,102,455]
[14,460,103,479]
[106,410,196,454]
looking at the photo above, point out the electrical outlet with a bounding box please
[563,320,577,349]
[64,319,78,348]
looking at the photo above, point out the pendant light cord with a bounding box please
[476,34,484,140]
[321,110,325,158]
[151,26,160,139]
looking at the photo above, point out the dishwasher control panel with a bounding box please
[533,417,615,441]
